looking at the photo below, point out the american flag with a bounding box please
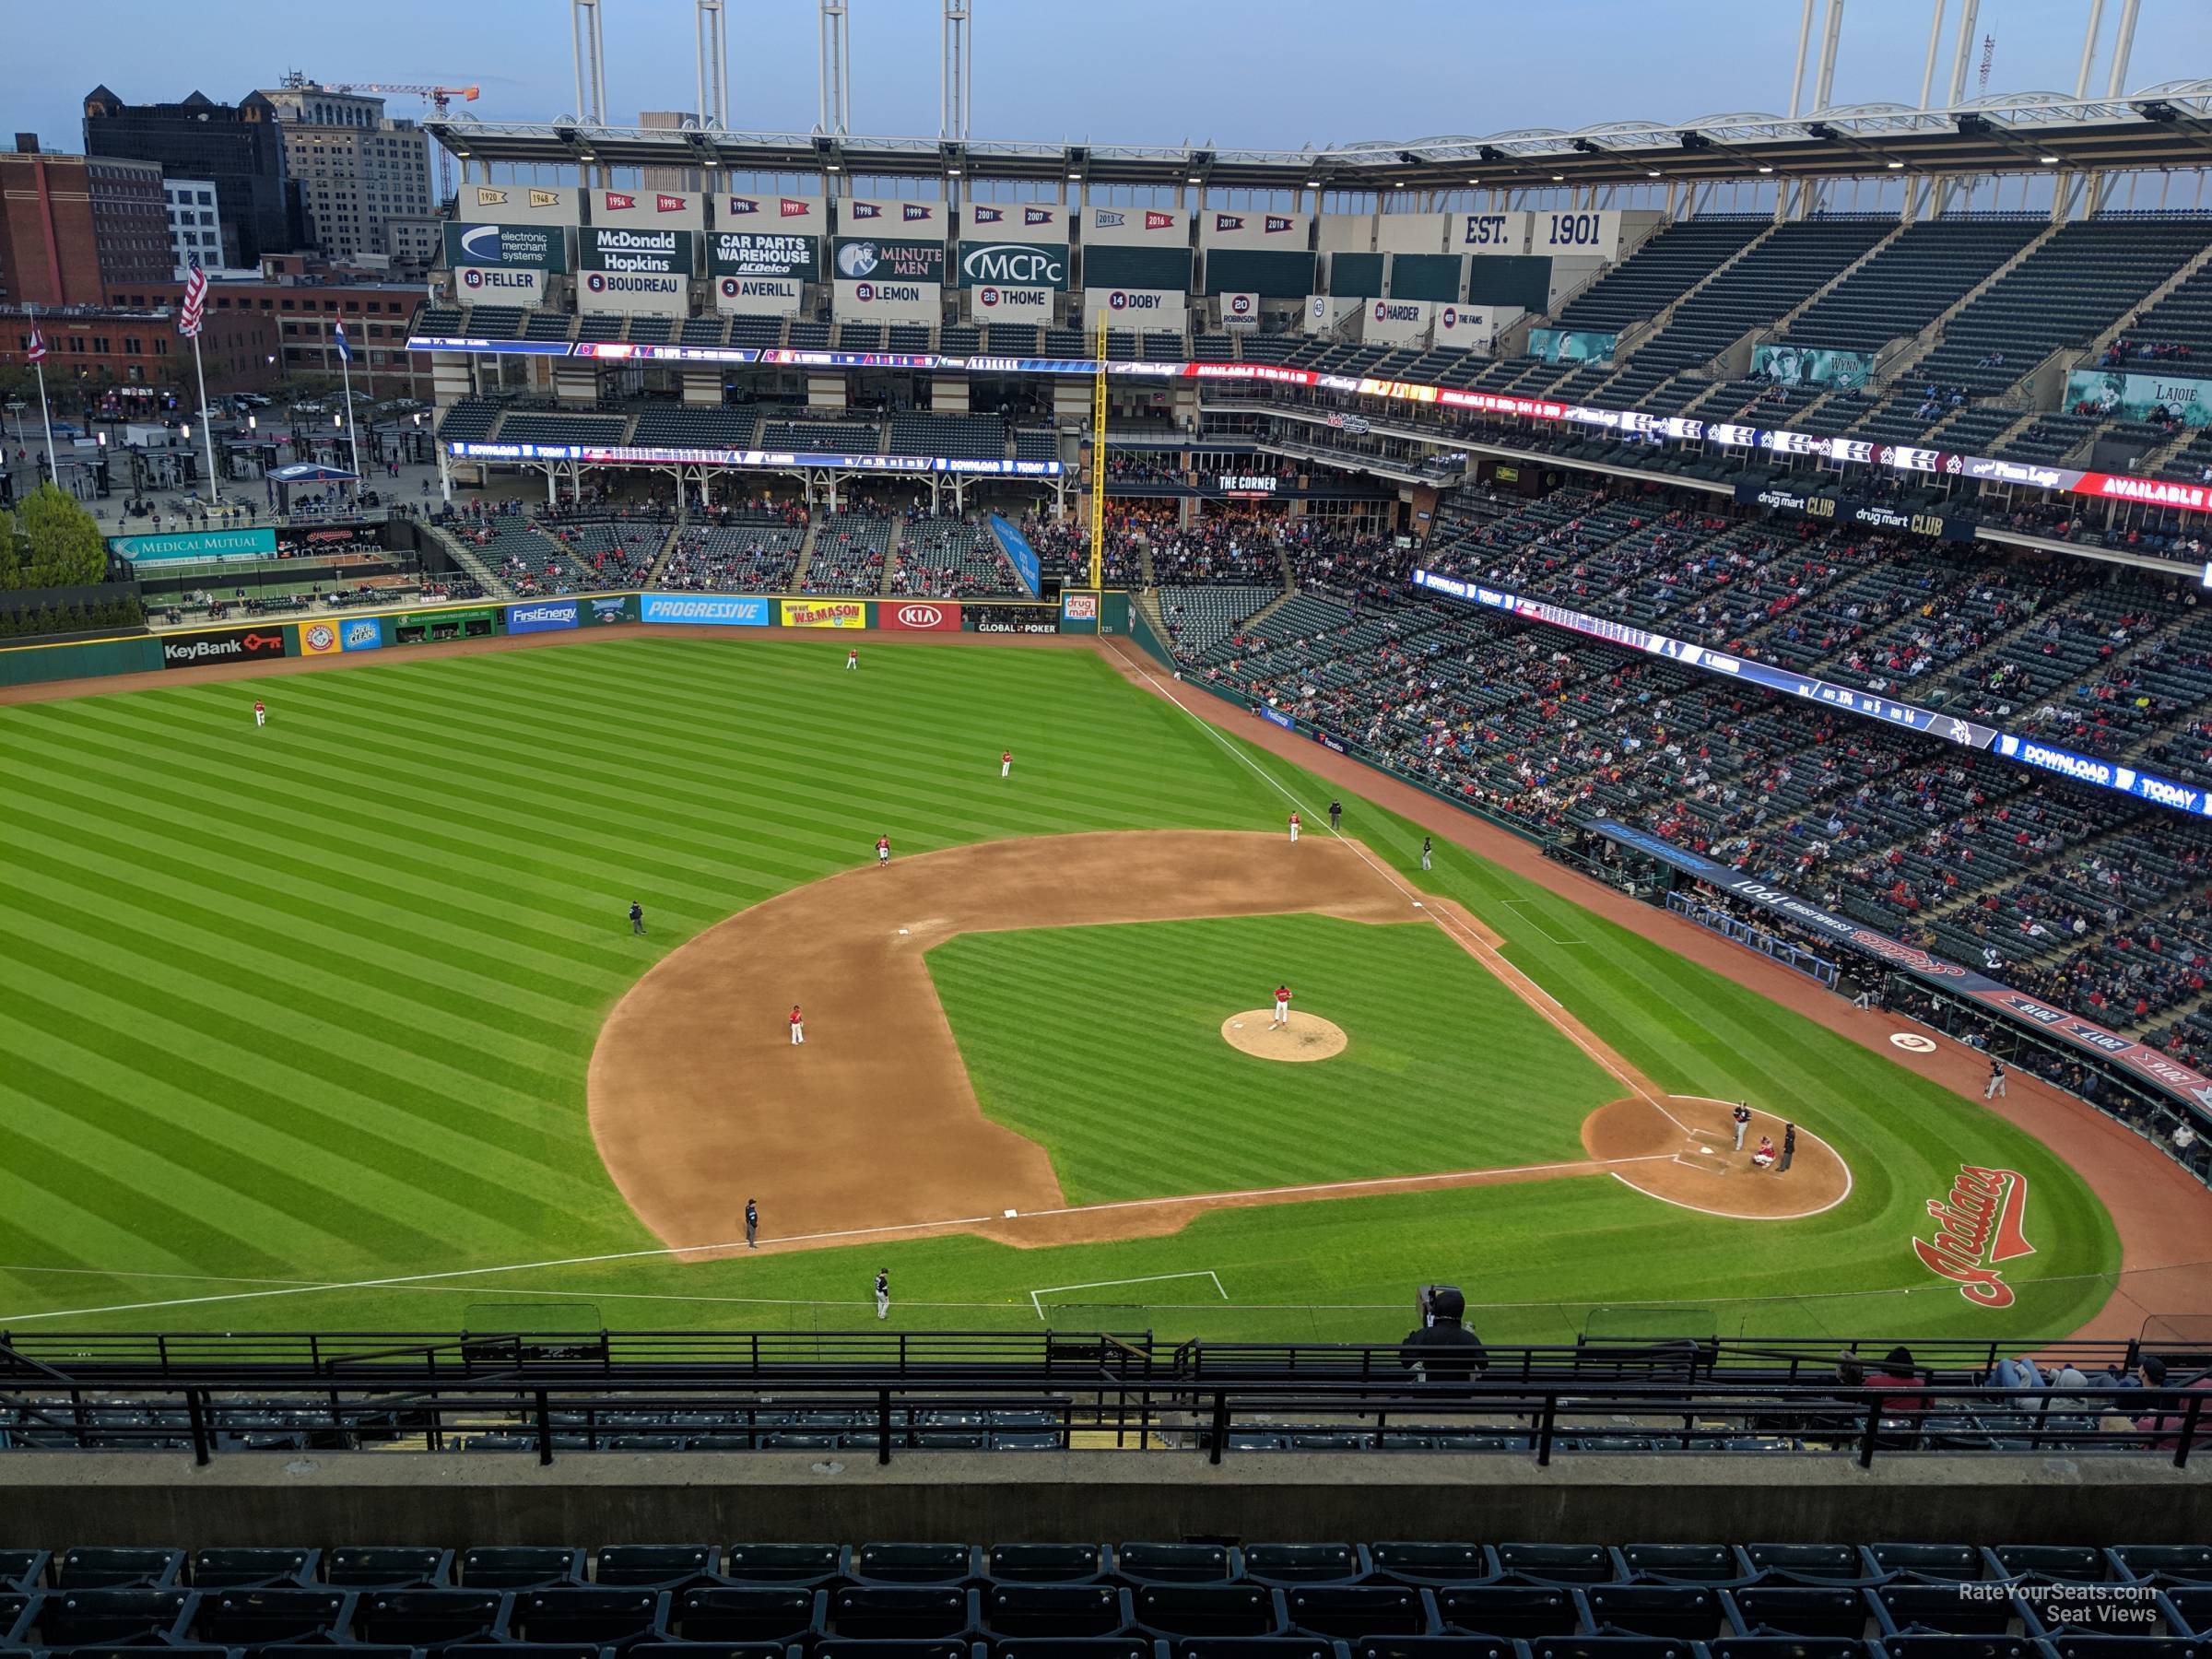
[178,259,207,338]
[25,324,46,363]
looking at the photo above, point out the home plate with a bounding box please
[1700,1146,1713,1155]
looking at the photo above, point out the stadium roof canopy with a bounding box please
[430,81,2212,192]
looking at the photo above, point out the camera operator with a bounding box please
[1399,1286,1489,1384]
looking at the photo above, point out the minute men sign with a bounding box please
[956,241,1068,289]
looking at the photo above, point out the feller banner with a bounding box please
[455,266,545,302]
[780,598,868,629]
[1526,327,1617,365]
[2065,367,2212,429]
[1754,344,1872,391]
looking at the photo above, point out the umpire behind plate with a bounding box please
[1400,1283,1489,1384]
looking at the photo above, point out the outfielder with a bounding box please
[1001,748,1013,779]
[629,900,646,936]
[1271,984,1292,1029]
[253,700,267,728]
[1288,811,1301,843]
[1420,836,1432,872]
[789,1004,805,1045]
[847,647,859,671]
[876,834,891,867]
[1984,1059,2006,1100]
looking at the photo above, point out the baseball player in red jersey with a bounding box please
[847,646,859,671]
[1001,748,1013,779]
[253,700,267,728]
[789,1004,805,1045]
[876,834,891,867]
[1270,984,1292,1029]
[1288,811,1300,843]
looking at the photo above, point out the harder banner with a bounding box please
[1583,818,2212,1116]
[442,222,568,272]
[1754,343,1871,391]
[956,241,1069,289]
[1363,298,1433,346]
[2065,367,2212,429]
[462,183,573,225]
[780,598,868,628]
[1526,327,1617,365]
[722,193,826,237]
[708,230,818,282]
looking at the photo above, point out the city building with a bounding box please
[0,301,277,397]
[81,86,306,266]
[161,178,224,276]
[639,111,704,193]
[254,83,437,267]
[0,136,172,306]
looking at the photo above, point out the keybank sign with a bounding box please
[958,241,1068,290]
[641,593,772,627]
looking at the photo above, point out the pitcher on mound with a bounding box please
[1270,984,1292,1029]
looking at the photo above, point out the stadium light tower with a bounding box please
[571,0,607,126]
[941,1,971,143]
[698,0,729,133]
[819,0,851,135]
[2105,0,2140,98]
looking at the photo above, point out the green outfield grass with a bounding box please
[927,914,1615,1203]
[0,632,2123,1343]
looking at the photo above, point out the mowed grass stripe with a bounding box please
[929,914,1617,1204]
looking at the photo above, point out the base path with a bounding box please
[590,829,1844,1256]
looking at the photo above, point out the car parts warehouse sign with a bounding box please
[709,230,818,283]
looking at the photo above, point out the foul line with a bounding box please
[1110,643,1692,1136]
[1029,1269,1227,1321]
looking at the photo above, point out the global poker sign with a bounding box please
[1913,1165,2035,1307]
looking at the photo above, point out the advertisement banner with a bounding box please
[1531,209,1622,260]
[594,188,705,230]
[1753,343,1872,391]
[339,616,384,652]
[780,598,868,629]
[1200,208,1310,251]
[881,600,961,631]
[1082,288,1188,331]
[1584,818,2212,1115]
[987,513,1041,596]
[585,594,630,626]
[2065,367,2212,429]
[641,593,772,626]
[832,238,945,286]
[442,222,567,272]
[715,275,805,315]
[456,266,546,302]
[1220,291,1261,331]
[1526,327,1617,365]
[1060,590,1100,633]
[1434,302,1518,350]
[975,618,1060,634]
[579,228,694,312]
[506,599,581,634]
[1735,479,1972,542]
[723,193,826,236]
[1362,298,1434,346]
[160,627,289,669]
[962,202,1068,243]
[1083,205,1188,246]
[956,241,1069,289]
[1458,211,1532,255]
[463,183,574,225]
[707,230,818,282]
[970,284,1053,322]
[112,526,277,562]
[297,619,342,656]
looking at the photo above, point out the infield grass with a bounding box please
[0,631,2124,1343]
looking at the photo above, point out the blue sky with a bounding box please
[15,0,2207,157]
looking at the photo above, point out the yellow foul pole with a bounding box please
[1088,314,1107,591]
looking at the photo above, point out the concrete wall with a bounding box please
[4,1453,2207,1547]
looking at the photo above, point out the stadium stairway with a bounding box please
[786,520,823,592]
[1591,221,1783,393]
[641,523,684,586]
[876,516,908,597]
[1763,218,1913,337]
[427,526,512,599]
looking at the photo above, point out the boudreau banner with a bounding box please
[1754,343,1871,391]
[1584,818,2212,1117]
[579,228,694,313]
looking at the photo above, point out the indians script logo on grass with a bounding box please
[1914,1165,2035,1307]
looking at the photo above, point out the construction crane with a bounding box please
[309,79,482,202]
[1978,32,1995,95]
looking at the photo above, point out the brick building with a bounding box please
[0,303,276,398]
[0,136,173,307]
[82,86,306,266]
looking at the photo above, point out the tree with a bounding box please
[9,485,107,591]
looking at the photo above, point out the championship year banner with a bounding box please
[1084,205,1187,246]
[963,203,1067,244]
[723,193,826,236]
[1200,208,1309,250]
[462,183,574,225]
[708,230,818,282]
[594,188,705,230]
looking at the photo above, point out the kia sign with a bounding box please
[505,599,581,634]
[161,628,289,669]
[882,600,961,631]
[641,593,772,627]
[441,222,567,272]
[957,241,1068,290]
[708,230,818,282]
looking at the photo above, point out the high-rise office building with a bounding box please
[255,83,437,266]
[81,86,307,266]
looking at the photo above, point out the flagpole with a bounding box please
[29,304,59,490]
[337,327,364,503]
[190,327,219,505]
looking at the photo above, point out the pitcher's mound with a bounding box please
[1221,1011,1347,1063]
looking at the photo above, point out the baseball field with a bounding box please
[0,629,2134,1342]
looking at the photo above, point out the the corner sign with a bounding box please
[1914,1165,2034,1306]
